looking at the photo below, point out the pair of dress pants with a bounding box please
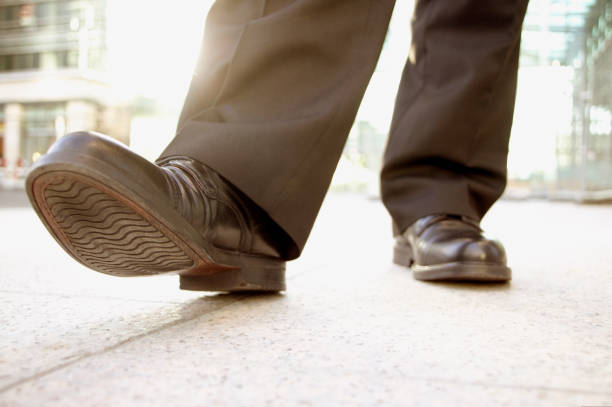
[158,0,529,260]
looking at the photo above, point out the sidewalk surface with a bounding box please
[1,190,611,406]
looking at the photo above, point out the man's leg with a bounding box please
[381,0,529,281]
[160,0,395,257]
[26,0,395,291]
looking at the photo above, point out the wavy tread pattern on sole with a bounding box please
[42,177,194,276]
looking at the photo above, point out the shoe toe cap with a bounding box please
[460,238,507,264]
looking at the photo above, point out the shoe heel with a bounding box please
[393,241,413,267]
[179,262,285,292]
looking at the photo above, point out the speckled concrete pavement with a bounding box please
[1,190,611,406]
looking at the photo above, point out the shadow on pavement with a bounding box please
[197,291,286,303]
[175,291,286,320]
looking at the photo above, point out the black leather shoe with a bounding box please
[26,132,289,292]
[393,214,511,282]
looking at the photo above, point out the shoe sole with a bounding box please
[27,157,285,292]
[393,241,511,282]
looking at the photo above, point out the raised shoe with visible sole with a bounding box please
[26,131,289,292]
[393,214,511,282]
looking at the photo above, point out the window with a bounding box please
[0,6,18,23]
[14,53,40,70]
[0,52,66,72]
[0,55,14,71]
[0,106,4,165]
[21,103,66,166]
[35,2,53,20]
[55,50,78,68]
[1,1,76,27]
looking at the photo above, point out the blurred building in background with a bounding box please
[570,0,612,198]
[0,0,611,200]
[0,0,129,187]
[514,0,612,200]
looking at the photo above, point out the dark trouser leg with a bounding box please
[381,0,529,234]
[159,0,395,258]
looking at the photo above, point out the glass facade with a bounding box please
[0,0,108,72]
[520,0,612,193]
[580,0,612,191]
